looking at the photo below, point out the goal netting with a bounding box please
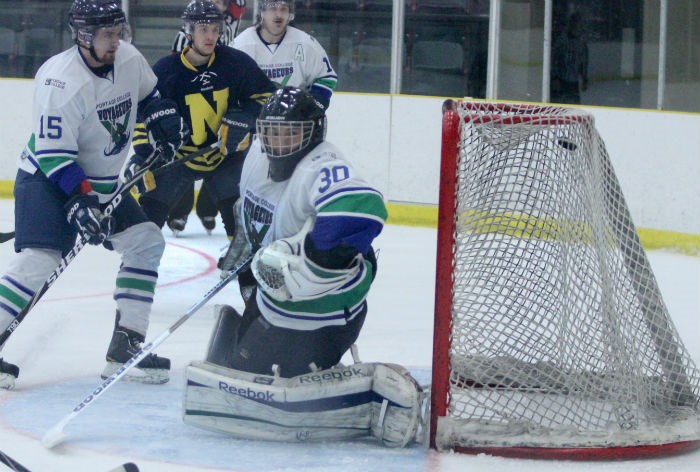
[431,101,700,459]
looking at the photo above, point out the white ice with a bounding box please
[0,199,698,472]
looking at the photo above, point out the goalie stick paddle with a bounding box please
[0,144,218,349]
[0,232,14,244]
[0,449,138,472]
[41,255,253,449]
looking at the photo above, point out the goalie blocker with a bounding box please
[183,360,426,447]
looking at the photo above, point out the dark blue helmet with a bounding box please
[182,0,226,35]
[69,0,127,46]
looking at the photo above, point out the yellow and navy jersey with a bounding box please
[143,44,275,172]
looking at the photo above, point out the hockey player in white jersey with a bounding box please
[182,87,426,448]
[0,0,189,389]
[232,0,338,108]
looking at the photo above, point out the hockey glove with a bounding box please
[218,109,255,157]
[142,98,190,163]
[64,185,114,245]
[122,153,158,193]
[251,217,364,302]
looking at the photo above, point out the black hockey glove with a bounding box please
[142,98,190,163]
[218,109,255,157]
[64,191,114,245]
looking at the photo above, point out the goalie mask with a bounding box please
[256,87,327,182]
[182,0,226,36]
[69,0,129,47]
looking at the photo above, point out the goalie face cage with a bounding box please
[430,101,700,460]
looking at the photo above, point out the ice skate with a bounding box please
[102,325,170,384]
[167,217,187,237]
[0,358,19,390]
[200,216,216,235]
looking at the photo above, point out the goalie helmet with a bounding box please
[69,0,128,46]
[256,0,295,23]
[182,0,226,35]
[256,87,326,182]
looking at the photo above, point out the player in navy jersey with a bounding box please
[168,0,248,236]
[130,0,275,243]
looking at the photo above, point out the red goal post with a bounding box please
[430,100,700,460]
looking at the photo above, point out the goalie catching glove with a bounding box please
[218,109,255,156]
[251,217,364,302]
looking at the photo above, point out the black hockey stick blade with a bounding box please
[0,449,136,472]
[0,449,30,472]
[108,463,139,472]
[0,232,15,244]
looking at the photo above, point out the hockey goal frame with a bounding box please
[430,101,700,460]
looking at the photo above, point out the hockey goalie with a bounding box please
[183,87,426,447]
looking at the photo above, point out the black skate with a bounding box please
[200,216,216,234]
[167,217,187,237]
[102,326,170,384]
[0,358,19,390]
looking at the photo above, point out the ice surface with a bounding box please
[0,200,698,471]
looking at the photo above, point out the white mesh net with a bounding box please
[434,101,700,454]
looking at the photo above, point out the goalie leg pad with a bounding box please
[371,363,425,448]
[183,361,377,442]
[204,304,242,367]
[183,361,425,447]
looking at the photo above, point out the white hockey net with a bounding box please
[431,101,700,459]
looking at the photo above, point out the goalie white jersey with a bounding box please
[232,26,337,103]
[239,139,387,330]
[18,42,157,201]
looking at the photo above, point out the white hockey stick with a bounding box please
[41,255,253,449]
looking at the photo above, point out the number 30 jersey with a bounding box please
[238,139,387,330]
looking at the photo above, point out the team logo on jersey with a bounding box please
[262,63,294,85]
[191,71,219,92]
[243,192,273,247]
[97,94,133,156]
[44,78,65,89]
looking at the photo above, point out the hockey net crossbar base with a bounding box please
[430,100,700,460]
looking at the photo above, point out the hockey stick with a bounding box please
[1,448,139,471]
[41,255,253,449]
[0,144,218,349]
[0,232,14,244]
[0,449,29,472]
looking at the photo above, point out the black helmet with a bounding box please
[256,87,327,182]
[182,0,225,35]
[256,0,296,24]
[69,0,127,46]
